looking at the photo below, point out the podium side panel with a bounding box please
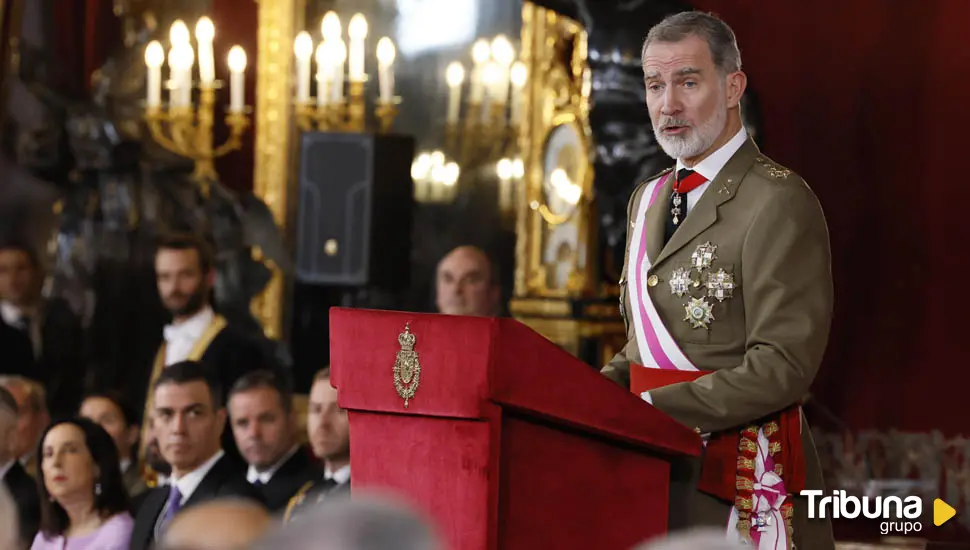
[497,414,670,550]
[348,411,493,550]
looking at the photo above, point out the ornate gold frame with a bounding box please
[250,0,298,339]
[514,3,595,300]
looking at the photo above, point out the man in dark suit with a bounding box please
[0,386,39,548]
[0,239,84,418]
[227,370,319,513]
[129,361,264,550]
[135,233,274,481]
[284,367,350,522]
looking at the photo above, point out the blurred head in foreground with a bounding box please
[158,498,273,550]
[254,493,442,550]
[633,527,745,550]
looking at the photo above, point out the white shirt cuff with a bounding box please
[639,391,652,404]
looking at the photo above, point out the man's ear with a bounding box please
[205,268,217,287]
[726,70,747,109]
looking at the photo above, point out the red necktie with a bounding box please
[665,169,708,244]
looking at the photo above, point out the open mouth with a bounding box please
[662,125,690,135]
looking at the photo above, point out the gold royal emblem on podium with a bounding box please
[393,323,421,408]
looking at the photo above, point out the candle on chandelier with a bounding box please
[490,35,514,106]
[227,46,247,113]
[376,37,396,103]
[168,43,194,108]
[348,14,368,82]
[168,20,191,104]
[315,43,330,107]
[469,39,490,104]
[331,39,347,102]
[195,17,215,86]
[445,62,465,125]
[144,41,164,108]
[294,31,313,103]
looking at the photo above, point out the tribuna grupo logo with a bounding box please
[801,490,923,535]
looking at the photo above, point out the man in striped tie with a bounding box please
[601,11,835,550]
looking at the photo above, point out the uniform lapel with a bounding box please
[654,138,759,267]
[644,176,672,264]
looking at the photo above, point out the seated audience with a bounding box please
[258,494,442,550]
[0,376,49,477]
[227,370,319,512]
[435,246,500,317]
[78,391,146,499]
[157,498,273,550]
[0,386,38,549]
[30,418,133,550]
[284,367,350,522]
[129,361,264,550]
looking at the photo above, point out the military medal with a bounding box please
[691,242,717,270]
[669,267,694,297]
[669,169,708,227]
[704,268,735,302]
[684,297,715,329]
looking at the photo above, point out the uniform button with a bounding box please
[647,275,659,287]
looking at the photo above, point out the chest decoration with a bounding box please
[663,241,737,330]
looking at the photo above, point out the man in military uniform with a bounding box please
[601,12,834,550]
[284,367,350,522]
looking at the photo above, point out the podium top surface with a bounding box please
[329,307,701,458]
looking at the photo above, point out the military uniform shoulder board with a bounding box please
[283,480,317,523]
[644,166,674,185]
[629,166,674,225]
[754,156,792,179]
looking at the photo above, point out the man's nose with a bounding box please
[660,86,684,116]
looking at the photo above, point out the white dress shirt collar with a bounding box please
[0,459,14,480]
[163,306,215,343]
[324,464,351,485]
[676,127,749,182]
[171,449,225,504]
[0,301,22,326]
[246,445,300,485]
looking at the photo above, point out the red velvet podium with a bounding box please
[329,308,701,550]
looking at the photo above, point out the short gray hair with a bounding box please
[642,11,742,75]
[253,494,441,550]
[633,527,746,550]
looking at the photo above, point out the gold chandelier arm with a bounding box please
[536,203,577,226]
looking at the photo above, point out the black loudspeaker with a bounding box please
[295,132,415,289]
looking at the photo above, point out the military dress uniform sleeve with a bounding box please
[601,178,653,388]
[648,182,834,433]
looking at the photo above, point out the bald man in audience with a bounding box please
[0,385,38,549]
[435,246,500,317]
[0,376,48,477]
[0,485,20,550]
[158,498,273,550]
[257,494,441,550]
[634,528,745,550]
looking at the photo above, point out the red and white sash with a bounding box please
[627,173,792,550]
[626,173,698,372]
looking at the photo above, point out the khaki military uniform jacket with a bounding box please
[601,138,835,549]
